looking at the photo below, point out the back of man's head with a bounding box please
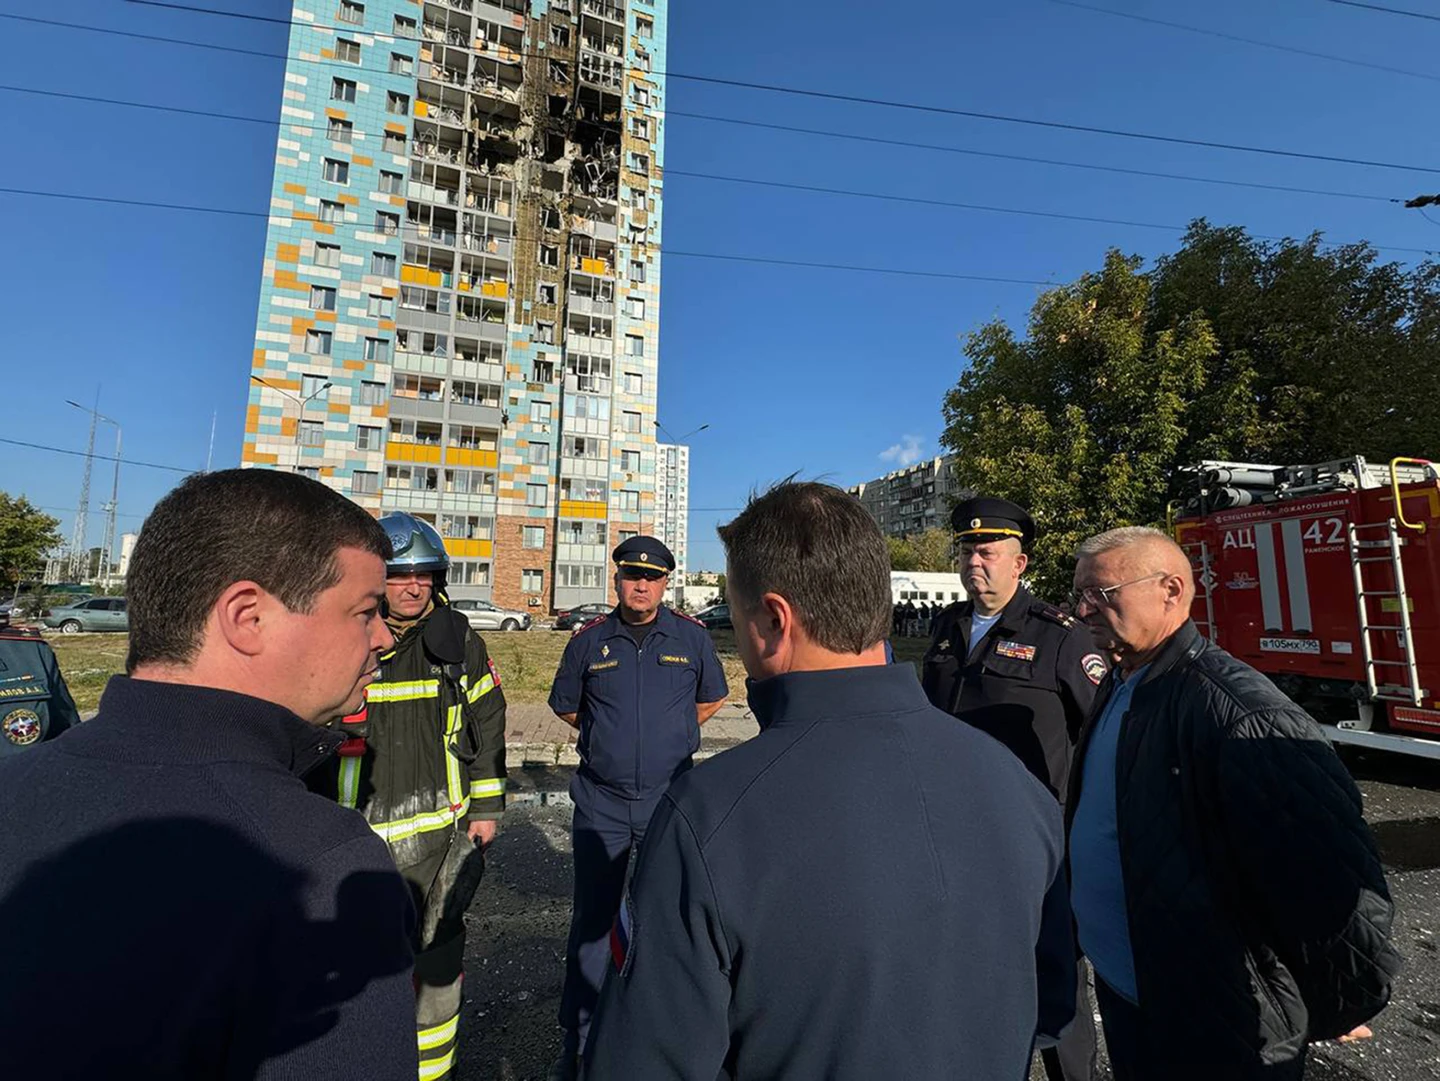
[717,480,891,654]
[125,469,391,673]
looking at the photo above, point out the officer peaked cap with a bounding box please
[951,496,1035,546]
[613,535,675,573]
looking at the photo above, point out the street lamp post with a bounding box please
[250,375,333,469]
[65,400,121,581]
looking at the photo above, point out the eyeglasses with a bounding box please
[1068,572,1167,611]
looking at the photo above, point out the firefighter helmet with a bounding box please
[378,512,450,575]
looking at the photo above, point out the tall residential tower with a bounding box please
[243,0,667,613]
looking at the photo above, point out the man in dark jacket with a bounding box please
[1067,526,1400,1081]
[310,511,507,1081]
[0,469,417,1079]
[0,625,81,754]
[585,481,1075,1080]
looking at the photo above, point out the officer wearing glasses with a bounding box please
[921,496,1107,1081]
[546,535,729,1081]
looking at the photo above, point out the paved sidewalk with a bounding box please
[504,701,759,766]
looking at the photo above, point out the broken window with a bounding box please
[548,61,570,84]
[539,244,559,267]
[537,282,557,305]
[637,15,653,38]
[549,94,569,119]
[630,117,649,140]
[535,323,556,346]
[542,207,562,231]
[549,23,570,46]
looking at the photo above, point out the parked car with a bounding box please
[449,599,531,632]
[42,597,129,634]
[694,603,732,631]
[554,602,612,632]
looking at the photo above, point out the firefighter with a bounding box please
[546,536,729,1081]
[0,625,80,754]
[921,496,1107,1081]
[309,511,507,1081]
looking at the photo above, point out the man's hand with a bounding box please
[1337,1025,1374,1043]
[468,819,498,847]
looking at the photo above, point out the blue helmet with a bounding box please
[378,512,450,575]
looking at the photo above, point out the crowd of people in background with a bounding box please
[893,597,946,637]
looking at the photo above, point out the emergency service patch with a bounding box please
[1082,653,1107,686]
[487,657,502,687]
[610,890,635,976]
[589,660,620,672]
[994,641,1037,662]
[658,654,690,665]
[2,708,41,746]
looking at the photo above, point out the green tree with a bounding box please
[0,494,61,591]
[940,222,1440,596]
[887,535,918,572]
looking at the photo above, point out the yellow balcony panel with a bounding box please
[457,280,471,292]
[581,257,607,276]
[415,101,430,117]
[480,281,509,298]
[401,264,423,283]
[446,539,493,558]
[447,447,498,468]
[560,500,608,520]
[425,270,442,288]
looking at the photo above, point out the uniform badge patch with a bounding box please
[588,660,619,672]
[601,644,610,659]
[994,641,1037,662]
[936,640,950,653]
[2,708,41,746]
[610,890,635,976]
[658,654,690,665]
[1082,653,1108,686]
[487,657,502,687]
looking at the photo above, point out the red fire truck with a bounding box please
[1172,456,1440,760]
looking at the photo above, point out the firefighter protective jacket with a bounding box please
[315,604,507,869]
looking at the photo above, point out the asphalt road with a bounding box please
[453,754,1440,1081]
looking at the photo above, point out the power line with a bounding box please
[665,169,1440,256]
[5,12,1426,203]
[113,0,1440,175]
[1046,0,1440,83]
[0,187,1061,285]
[668,111,1399,205]
[0,437,196,475]
[1322,0,1440,23]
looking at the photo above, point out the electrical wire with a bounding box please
[1045,0,1440,84]
[0,187,1061,285]
[1,14,1422,205]
[110,0,1440,175]
[1322,0,1440,23]
[0,438,196,474]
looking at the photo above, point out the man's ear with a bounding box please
[213,580,268,657]
[1015,551,1030,576]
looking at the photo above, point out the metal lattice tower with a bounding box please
[69,403,99,581]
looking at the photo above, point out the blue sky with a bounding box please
[2,0,1438,573]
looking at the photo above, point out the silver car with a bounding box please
[42,597,129,634]
[449,599,531,632]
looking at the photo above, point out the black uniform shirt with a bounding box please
[922,585,1107,802]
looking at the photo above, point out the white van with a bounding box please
[890,572,967,608]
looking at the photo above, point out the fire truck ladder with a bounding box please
[1179,537,1217,645]
[1347,518,1423,705]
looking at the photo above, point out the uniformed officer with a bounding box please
[584,481,1076,1079]
[922,495,1107,1081]
[0,626,80,755]
[309,512,507,1081]
[546,536,729,1081]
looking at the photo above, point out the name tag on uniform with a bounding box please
[994,641,1037,662]
[0,682,46,699]
[658,654,690,666]
[588,660,620,672]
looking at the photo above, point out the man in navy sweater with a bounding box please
[0,470,418,1080]
[586,481,1075,1080]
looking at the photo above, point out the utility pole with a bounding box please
[67,390,100,582]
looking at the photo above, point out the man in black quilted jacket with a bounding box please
[1066,526,1400,1081]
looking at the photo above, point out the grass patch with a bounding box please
[45,627,936,714]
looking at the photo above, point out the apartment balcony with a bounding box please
[566,293,614,318]
[565,332,612,356]
[578,51,624,92]
[459,233,513,259]
[414,140,463,166]
[581,0,624,24]
[569,254,615,279]
[415,100,466,130]
[405,220,458,248]
[570,215,618,243]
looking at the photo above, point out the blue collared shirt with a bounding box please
[1069,663,1149,1003]
[549,606,729,797]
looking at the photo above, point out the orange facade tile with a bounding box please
[290,317,314,334]
[320,48,334,59]
[313,223,335,235]
[280,417,298,437]
[327,401,349,415]
[390,195,406,207]
[315,311,337,323]
[324,108,348,120]
[252,348,267,365]
[371,404,389,418]
[293,210,317,221]
[339,195,360,206]
[275,243,300,264]
[343,359,367,370]
[385,121,407,134]
[353,155,373,167]
[381,287,399,298]
[378,320,396,331]
[283,183,307,195]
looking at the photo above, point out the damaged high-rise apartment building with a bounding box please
[243,0,667,613]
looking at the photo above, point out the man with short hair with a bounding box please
[546,536,728,1080]
[0,469,417,1079]
[308,511,507,1081]
[585,482,1075,1080]
[1068,526,1400,1080]
[922,496,1105,1080]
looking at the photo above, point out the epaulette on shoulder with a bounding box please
[576,615,609,635]
[674,610,706,628]
[1031,601,1079,629]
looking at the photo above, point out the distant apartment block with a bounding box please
[243,0,668,613]
[653,441,687,600]
[848,455,964,538]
